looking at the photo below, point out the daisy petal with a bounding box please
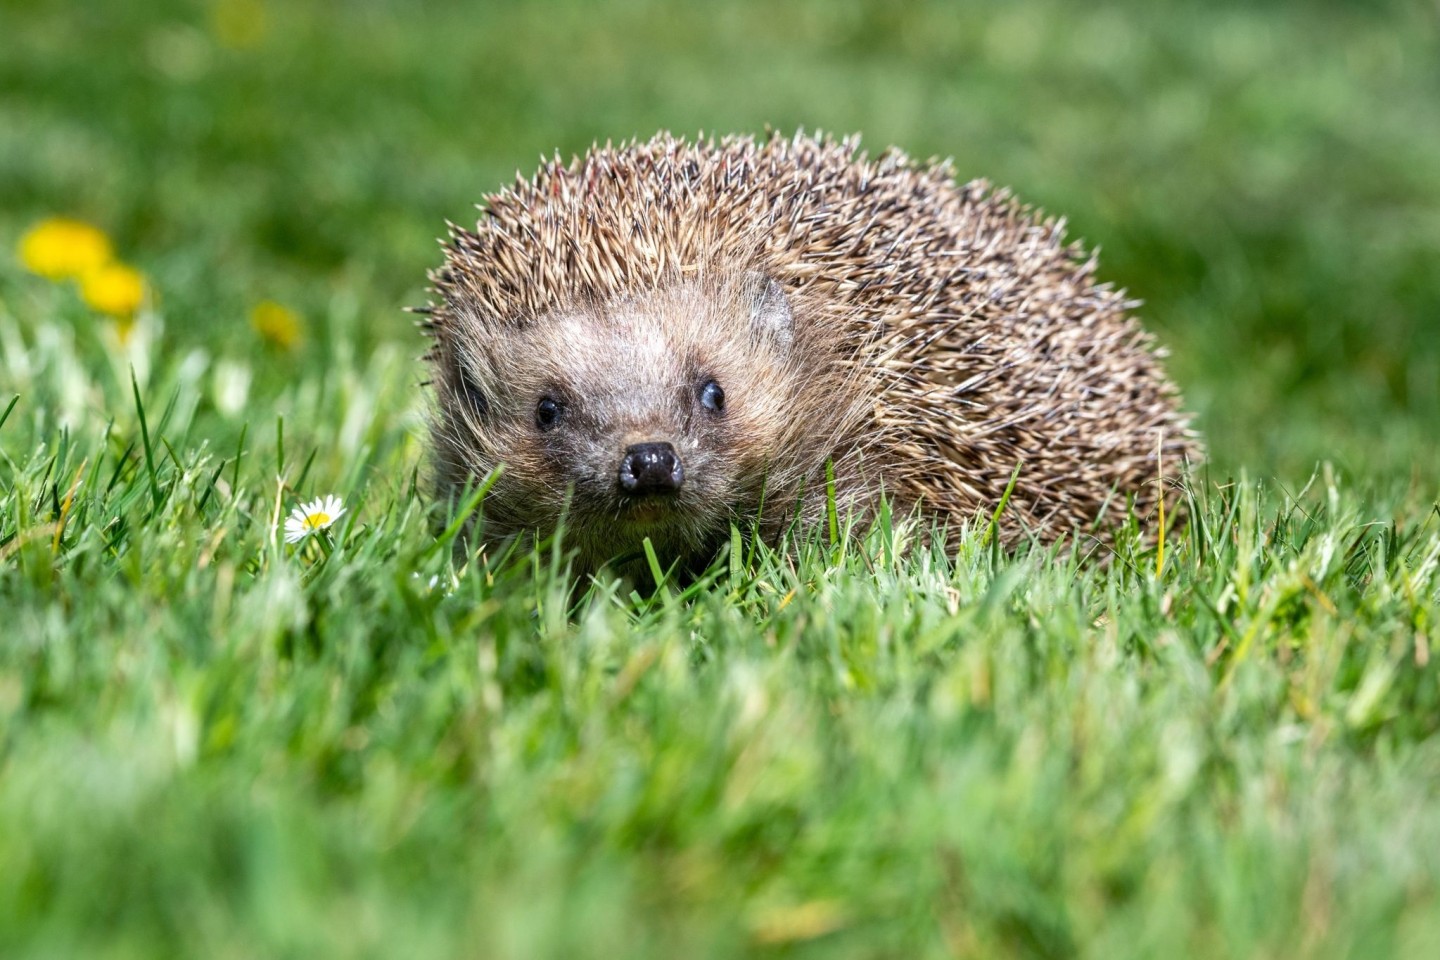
[282,494,347,542]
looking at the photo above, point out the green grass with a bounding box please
[3,0,1440,956]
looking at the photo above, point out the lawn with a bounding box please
[2,0,1439,956]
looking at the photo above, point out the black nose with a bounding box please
[618,442,685,495]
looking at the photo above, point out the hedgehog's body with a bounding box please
[424,132,1200,573]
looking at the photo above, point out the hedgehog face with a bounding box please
[438,271,809,572]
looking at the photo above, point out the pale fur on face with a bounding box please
[431,269,861,574]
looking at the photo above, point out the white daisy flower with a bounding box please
[284,495,346,543]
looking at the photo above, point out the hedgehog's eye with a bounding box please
[535,396,562,430]
[699,379,725,413]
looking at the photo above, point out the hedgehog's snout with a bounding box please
[618,442,685,495]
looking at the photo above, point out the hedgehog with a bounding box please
[419,131,1201,574]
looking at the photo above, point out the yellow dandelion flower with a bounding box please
[79,262,146,317]
[18,217,113,280]
[211,0,269,50]
[250,300,303,350]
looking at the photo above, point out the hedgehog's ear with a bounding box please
[744,271,794,350]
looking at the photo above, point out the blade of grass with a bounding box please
[826,459,839,547]
[231,422,247,503]
[982,461,1023,551]
[421,467,503,562]
[0,394,19,435]
[130,368,163,513]
[276,415,285,481]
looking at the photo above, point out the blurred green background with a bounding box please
[2,0,1438,479]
